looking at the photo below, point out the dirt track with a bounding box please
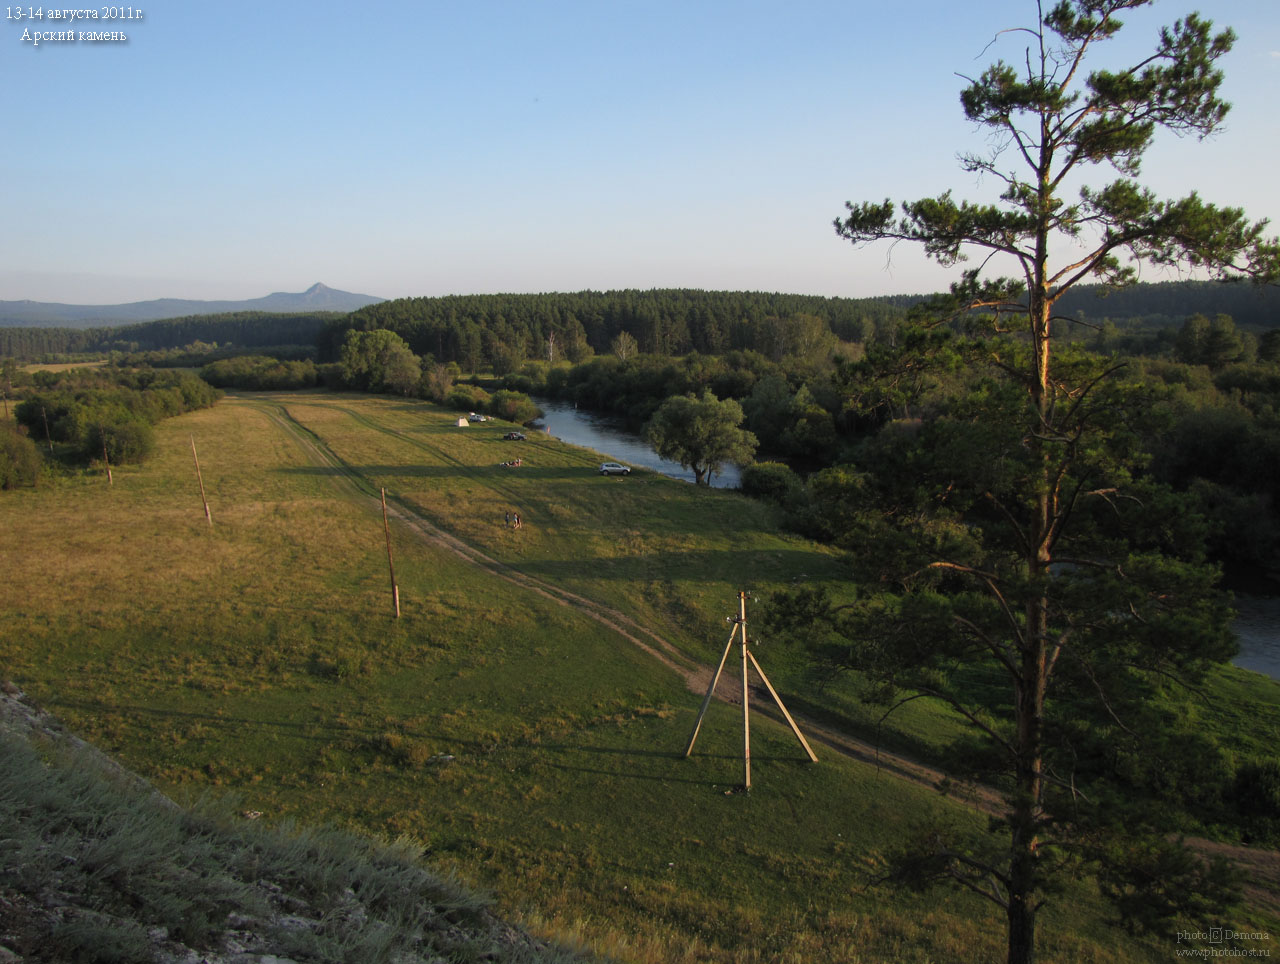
[255,399,1003,813]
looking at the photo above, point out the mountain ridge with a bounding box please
[0,282,385,327]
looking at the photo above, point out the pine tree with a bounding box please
[820,4,1279,962]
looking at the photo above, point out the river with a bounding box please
[1233,596,1280,681]
[531,398,1278,679]
[532,397,741,488]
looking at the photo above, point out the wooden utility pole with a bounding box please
[190,435,211,525]
[41,406,53,454]
[101,432,112,485]
[381,487,400,618]
[741,594,752,788]
[684,591,817,790]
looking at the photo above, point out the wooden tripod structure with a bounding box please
[684,591,817,789]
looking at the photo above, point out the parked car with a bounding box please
[599,462,631,476]
[504,431,526,441]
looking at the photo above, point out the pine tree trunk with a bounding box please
[1008,620,1047,964]
[1007,888,1036,964]
[1006,163,1054,964]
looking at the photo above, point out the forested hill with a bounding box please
[4,283,1274,364]
[1056,280,1279,327]
[322,283,1280,370]
[0,311,342,359]
[321,289,919,367]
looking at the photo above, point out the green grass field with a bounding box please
[2,391,1274,963]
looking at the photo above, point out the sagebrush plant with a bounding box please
[0,729,584,963]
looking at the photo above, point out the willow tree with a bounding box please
[643,391,757,486]
[820,3,1279,963]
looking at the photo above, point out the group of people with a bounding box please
[500,457,524,467]
[504,510,522,529]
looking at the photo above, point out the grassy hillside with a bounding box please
[0,391,1270,962]
[0,692,583,963]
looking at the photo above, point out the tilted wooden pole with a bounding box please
[101,432,112,485]
[684,591,818,789]
[747,650,818,762]
[190,435,211,525]
[684,623,739,757]
[41,406,53,454]
[381,487,401,618]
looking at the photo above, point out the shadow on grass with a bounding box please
[535,741,817,788]
[51,697,379,745]
[278,465,598,482]
[47,697,788,789]
[515,548,827,583]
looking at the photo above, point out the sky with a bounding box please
[3,0,1278,305]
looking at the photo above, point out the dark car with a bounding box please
[504,431,526,441]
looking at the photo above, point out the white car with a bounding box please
[599,462,631,476]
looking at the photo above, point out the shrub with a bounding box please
[86,419,155,465]
[486,390,542,425]
[739,461,803,505]
[1233,758,1280,818]
[445,385,490,412]
[499,373,536,394]
[0,430,42,489]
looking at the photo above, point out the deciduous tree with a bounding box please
[643,391,757,486]
[339,329,422,395]
[611,331,639,362]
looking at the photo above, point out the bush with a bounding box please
[486,389,542,425]
[445,385,490,412]
[499,373,536,394]
[86,419,155,465]
[1233,759,1280,819]
[0,430,42,489]
[739,461,803,506]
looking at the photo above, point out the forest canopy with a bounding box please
[0,311,341,360]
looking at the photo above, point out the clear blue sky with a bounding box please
[3,0,1277,304]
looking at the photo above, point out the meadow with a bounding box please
[1,391,1273,962]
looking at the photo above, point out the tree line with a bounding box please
[4,284,1273,369]
[0,311,340,360]
[319,289,914,371]
[1057,279,1280,329]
